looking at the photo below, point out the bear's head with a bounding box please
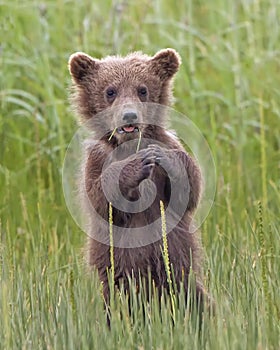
[68,49,181,142]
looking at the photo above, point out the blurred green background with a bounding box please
[0,1,279,349]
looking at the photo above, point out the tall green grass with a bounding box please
[0,0,279,348]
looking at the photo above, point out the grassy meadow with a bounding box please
[0,0,279,348]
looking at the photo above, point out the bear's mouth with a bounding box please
[117,124,139,134]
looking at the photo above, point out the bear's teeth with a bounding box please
[123,126,135,133]
[116,126,139,134]
[117,127,125,134]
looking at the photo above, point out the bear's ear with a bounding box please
[150,49,181,80]
[68,52,99,83]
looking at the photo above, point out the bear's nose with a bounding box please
[122,111,137,123]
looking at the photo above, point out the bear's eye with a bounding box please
[137,86,148,101]
[138,86,147,96]
[106,87,117,100]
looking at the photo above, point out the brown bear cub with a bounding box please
[68,49,207,317]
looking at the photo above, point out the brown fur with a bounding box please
[68,49,207,312]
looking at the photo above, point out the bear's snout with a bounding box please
[122,111,138,123]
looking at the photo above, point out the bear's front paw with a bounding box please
[120,148,156,189]
[147,144,173,173]
[137,147,157,182]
